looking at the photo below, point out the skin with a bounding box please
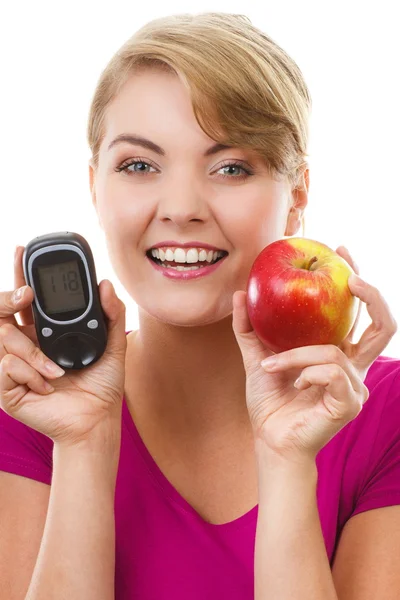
[89,68,309,443]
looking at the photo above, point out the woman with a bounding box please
[1,11,399,600]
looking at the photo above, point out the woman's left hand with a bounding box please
[232,246,398,463]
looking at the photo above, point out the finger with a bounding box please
[0,285,34,327]
[346,274,398,368]
[346,298,362,344]
[335,246,360,275]
[14,246,34,327]
[0,289,19,327]
[99,280,126,359]
[293,363,366,417]
[261,344,363,393]
[0,284,37,342]
[335,246,362,342]
[232,290,253,335]
[0,323,65,379]
[231,290,275,369]
[0,353,54,401]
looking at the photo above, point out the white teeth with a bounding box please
[150,247,224,264]
[198,249,210,262]
[174,248,189,263]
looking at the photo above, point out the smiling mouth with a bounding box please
[146,250,228,268]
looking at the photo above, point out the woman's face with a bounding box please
[90,69,299,327]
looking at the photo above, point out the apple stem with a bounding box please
[307,256,318,270]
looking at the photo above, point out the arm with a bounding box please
[254,443,338,600]
[24,424,121,600]
[331,506,400,598]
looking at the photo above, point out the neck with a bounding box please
[126,308,250,438]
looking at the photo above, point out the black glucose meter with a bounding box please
[22,232,108,370]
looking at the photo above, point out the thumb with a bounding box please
[99,279,127,358]
[232,290,254,337]
[232,290,266,361]
[232,290,273,366]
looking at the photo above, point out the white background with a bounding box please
[0,0,399,357]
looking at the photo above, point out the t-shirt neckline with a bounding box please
[122,398,258,532]
[122,329,258,531]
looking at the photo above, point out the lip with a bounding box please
[148,240,227,252]
[146,254,228,280]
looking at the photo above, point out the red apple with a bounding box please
[246,237,360,354]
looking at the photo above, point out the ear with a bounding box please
[284,167,309,237]
[89,158,103,230]
[89,158,96,205]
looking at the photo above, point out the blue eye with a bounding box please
[217,163,252,179]
[115,160,156,174]
[115,158,254,180]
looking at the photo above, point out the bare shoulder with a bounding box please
[332,505,400,599]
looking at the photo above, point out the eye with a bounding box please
[216,161,253,179]
[114,158,157,175]
[114,158,254,180]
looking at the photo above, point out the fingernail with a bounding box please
[44,361,65,377]
[12,285,27,304]
[261,357,277,369]
[44,381,55,393]
[349,273,362,286]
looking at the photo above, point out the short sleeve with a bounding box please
[351,369,400,517]
[0,333,132,486]
[0,407,53,485]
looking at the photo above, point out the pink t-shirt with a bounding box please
[1,345,400,599]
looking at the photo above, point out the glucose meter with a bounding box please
[23,232,108,370]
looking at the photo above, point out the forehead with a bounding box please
[101,69,270,167]
[104,70,206,140]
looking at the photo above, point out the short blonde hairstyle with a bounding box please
[87,12,311,235]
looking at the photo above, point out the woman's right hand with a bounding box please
[0,246,128,447]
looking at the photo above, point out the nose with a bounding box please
[156,169,210,227]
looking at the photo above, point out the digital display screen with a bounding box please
[37,260,86,315]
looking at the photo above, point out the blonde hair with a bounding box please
[87,12,311,235]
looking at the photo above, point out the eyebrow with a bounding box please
[107,134,234,157]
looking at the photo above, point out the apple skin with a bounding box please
[246,237,360,354]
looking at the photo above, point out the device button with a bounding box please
[51,333,98,369]
[41,327,53,338]
[53,351,75,369]
[87,319,98,329]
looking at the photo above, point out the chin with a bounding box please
[141,299,230,328]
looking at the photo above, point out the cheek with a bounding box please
[98,187,148,243]
[229,201,284,251]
